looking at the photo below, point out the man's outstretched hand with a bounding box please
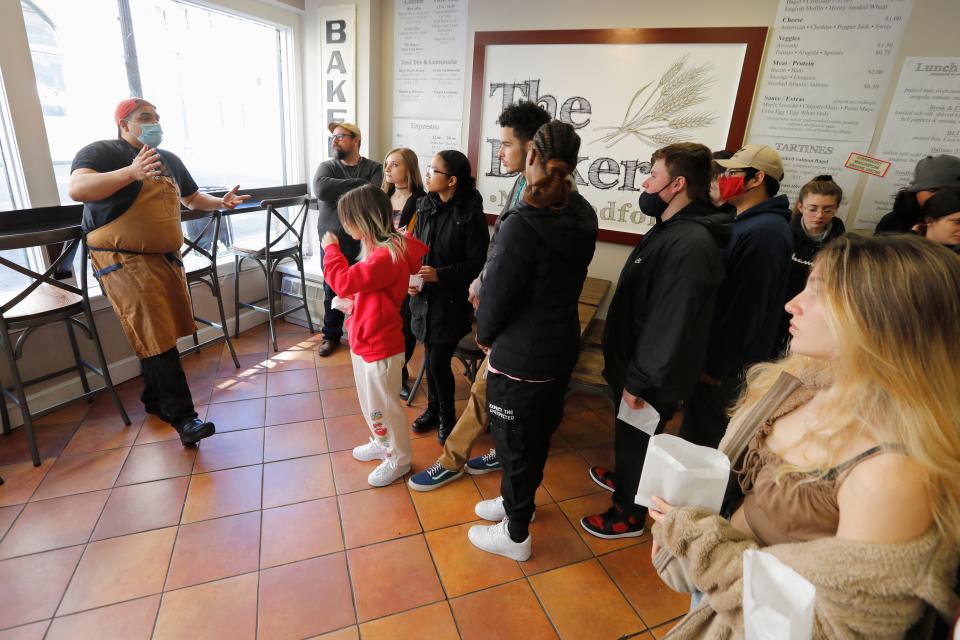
[221,185,253,209]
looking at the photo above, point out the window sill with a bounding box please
[277,256,324,282]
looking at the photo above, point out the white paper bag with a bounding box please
[409,274,424,290]
[635,433,730,512]
[617,398,660,436]
[331,296,353,315]
[743,549,816,640]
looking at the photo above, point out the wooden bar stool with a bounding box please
[232,196,315,351]
[0,228,130,466]
[180,209,240,368]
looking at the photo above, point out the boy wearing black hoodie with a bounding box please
[678,144,793,450]
[582,143,731,540]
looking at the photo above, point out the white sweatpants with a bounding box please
[350,351,412,467]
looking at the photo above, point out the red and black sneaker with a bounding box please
[588,466,617,493]
[580,504,645,539]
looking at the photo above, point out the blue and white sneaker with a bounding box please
[407,462,465,492]
[465,449,501,475]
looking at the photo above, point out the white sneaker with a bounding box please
[353,438,386,462]
[474,496,535,522]
[367,457,410,487]
[468,518,531,561]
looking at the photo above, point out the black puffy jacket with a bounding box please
[409,190,489,344]
[703,195,793,379]
[603,200,730,403]
[476,192,598,380]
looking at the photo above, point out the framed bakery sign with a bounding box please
[468,28,767,244]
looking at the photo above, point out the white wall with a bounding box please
[371,0,960,316]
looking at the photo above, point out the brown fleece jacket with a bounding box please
[653,506,958,639]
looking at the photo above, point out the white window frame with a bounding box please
[4,0,305,301]
[0,66,50,279]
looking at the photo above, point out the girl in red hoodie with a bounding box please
[321,184,428,487]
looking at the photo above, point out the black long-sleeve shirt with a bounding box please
[312,157,383,260]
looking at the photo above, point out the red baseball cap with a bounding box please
[114,98,154,126]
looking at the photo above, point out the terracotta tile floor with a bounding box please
[0,322,687,639]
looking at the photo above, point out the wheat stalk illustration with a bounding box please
[592,55,718,149]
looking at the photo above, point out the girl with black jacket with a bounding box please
[468,121,598,561]
[408,150,489,442]
[383,147,426,398]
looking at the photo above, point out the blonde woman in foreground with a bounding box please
[650,233,960,639]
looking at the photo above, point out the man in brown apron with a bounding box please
[68,98,250,445]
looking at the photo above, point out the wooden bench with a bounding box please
[569,318,612,404]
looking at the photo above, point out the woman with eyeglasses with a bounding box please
[382,147,426,399]
[408,151,489,443]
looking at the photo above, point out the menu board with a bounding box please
[770,140,865,210]
[747,0,912,206]
[750,0,913,143]
[854,57,960,229]
[392,118,462,177]
[393,0,468,120]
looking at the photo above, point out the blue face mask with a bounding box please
[137,123,163,148]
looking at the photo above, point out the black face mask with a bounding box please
[637,178,678,220]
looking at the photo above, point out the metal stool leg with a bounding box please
[82,300,130,427]
[212,272,240,368]
[234,254,242,338]
[0,384,10,435]
[296,253,315,334]
[0,318,40,466]
[406,358,427,407]
[265,258,278,352]
[65,318,91,398]
[188,284,200,350]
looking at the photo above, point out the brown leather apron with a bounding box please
[87,175,196,358]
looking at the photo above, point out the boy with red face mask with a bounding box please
[678,144,793,450]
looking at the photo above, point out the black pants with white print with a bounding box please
[487,372,569,538]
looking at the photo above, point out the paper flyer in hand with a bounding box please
[617,398,660,435]
[743,549,816,640]
[635,433,730,512]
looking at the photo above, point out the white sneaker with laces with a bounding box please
[367,457,410,487]
[474,496,535,522]
[353,438,386,462]
[468,518,531,561]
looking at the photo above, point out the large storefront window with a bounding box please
[20,0,295,274]
[23,0,291,204]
